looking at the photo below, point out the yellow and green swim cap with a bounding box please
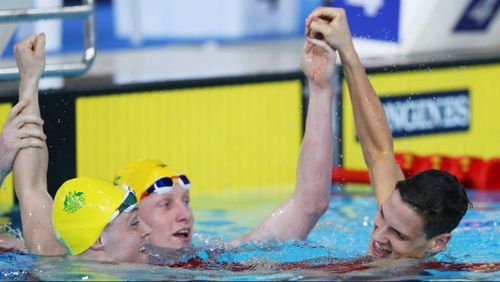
[113,160,183,201]
[52,177,137,255]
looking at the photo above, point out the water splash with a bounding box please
[1,224,24,244]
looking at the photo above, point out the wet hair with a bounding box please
[395,169,472,239]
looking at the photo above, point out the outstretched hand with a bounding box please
[0,99,46,176]
[14,33,46,82]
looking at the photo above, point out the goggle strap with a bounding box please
[109,188,137,223]
[108,210,119,223]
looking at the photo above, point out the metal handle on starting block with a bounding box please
[0,0,95,80]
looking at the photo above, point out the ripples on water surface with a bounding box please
[1,187,498,281]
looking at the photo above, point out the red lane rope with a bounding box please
[332,153,500,190]
[156,257,500,273]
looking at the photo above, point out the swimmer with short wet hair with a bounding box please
[306,7,471,259]
[12,33,151,263]
[112,25,339,255]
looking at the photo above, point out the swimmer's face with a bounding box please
[138,184,194,250]
[367,189,449,259]
[100,208,151,263]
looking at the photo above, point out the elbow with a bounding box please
[304,195,329,219]
[362,145,394,166]
[294,181,331,220]
[313,198,329,218]
[317,197,329,216]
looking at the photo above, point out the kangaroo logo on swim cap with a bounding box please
[53,177,134,255]
[63,191,85,214]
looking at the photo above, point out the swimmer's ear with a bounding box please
[88,236,105,251]
[427,233,451,254]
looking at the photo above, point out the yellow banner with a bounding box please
[0,103,14,208]
[342,63,500,170]
[76,81,303,206]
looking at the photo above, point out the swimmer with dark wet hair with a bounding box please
[306,7,471,259]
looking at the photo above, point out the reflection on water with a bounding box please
[0,189,498,280]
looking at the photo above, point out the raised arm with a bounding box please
[12,33,66,255]
[308,7,404,208]
[231,36,336,244]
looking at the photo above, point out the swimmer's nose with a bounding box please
[372,223,389,244]
[139,220,152,237]
[175,202,193,223]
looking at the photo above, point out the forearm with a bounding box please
[13,79,61,255]
[19,78,40,116]
[13,139,49,203]
[15,77,46,190]
[294,83,333,215]
[339,48,393,165]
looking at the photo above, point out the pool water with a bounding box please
[1,187,499,281]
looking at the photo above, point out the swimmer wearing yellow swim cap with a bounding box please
[53,177,151,262]
[114,160,194,250]
[11,33,155,263]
